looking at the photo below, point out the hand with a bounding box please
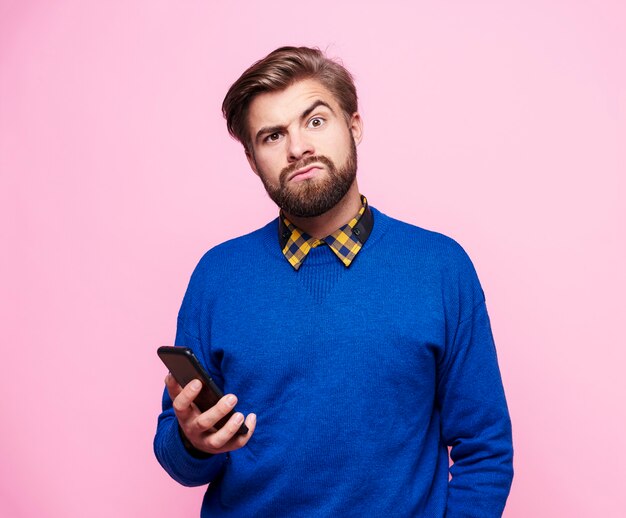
[165,373,257,455]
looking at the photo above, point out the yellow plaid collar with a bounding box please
[278,196,373,271]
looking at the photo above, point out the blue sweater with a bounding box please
[154,207,513,517]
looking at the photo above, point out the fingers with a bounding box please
[222,412,257,450]
[191,397,257,454]
[164,372,181,400]
[241,412,257,442]
[169,376,203,424]
[163,373,257,455]
[199,412,257,454]
[196,394,238,430]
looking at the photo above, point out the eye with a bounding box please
[307,117,325,129]
[264,132,282,143]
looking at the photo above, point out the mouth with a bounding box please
[288,165,324,183]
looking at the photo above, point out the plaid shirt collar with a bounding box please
[278,196,374,271]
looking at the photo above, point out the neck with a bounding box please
[284,181,362,239]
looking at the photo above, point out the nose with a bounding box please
[287,130,314,163]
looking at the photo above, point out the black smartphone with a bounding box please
[157,346,249,435]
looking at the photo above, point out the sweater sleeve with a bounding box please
[436,259,514,516]
[153,326,227,487]
[153,393,227,487]
[153,257,228,487]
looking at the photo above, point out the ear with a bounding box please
[349,112,364,146]
[245,148,260,177]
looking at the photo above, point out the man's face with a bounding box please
[245,79,363,218]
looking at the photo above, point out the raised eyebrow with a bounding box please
[300,100,335,121]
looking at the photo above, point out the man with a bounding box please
[154,46,513,517]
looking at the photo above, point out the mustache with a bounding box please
[279,155,334,183]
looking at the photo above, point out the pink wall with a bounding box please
[1,1,624,516]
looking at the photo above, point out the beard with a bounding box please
[255,137,358,218]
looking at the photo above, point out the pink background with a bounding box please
[1,1,625,516]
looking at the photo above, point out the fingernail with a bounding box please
[190,380,202,390]
[226,395,236,407]
[234,413,244,424]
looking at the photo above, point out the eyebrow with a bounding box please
[254,100,336,144]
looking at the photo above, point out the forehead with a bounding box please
[247,79,340,131]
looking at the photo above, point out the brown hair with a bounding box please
[222,46,358,151]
